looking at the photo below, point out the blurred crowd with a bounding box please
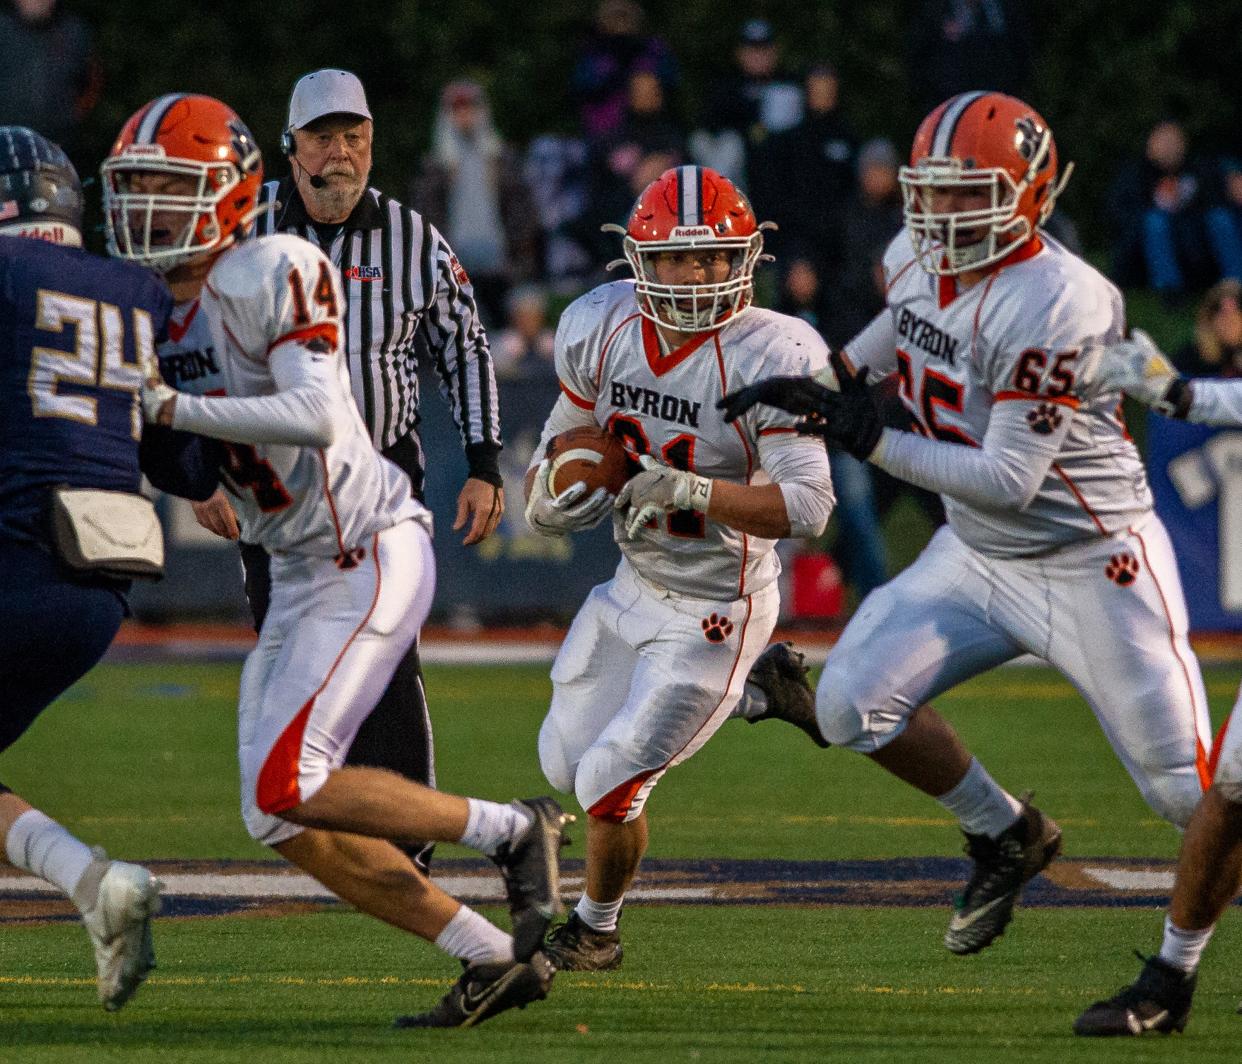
[6,0,1241,616]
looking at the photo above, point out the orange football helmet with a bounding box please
[101,94,263,272]
[608,165,770,331]
[899,91,1072,275]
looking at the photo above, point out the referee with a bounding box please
[191,69,504,872]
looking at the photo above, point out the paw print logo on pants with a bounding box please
[701,613,734,644]
[1026,402,1063,435]
[1105,552,1140,587]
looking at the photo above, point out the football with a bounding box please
[545,426,635,497]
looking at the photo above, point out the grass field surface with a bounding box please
[2,661,1241,1062]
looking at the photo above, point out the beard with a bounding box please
[303,166,368,220]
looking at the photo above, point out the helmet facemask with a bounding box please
[102,153,249,273]
[620,231,765,332]
[899,124,1069,276]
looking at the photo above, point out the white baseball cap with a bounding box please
[286,69,372,132]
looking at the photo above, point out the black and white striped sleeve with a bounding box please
[416,224,503,485]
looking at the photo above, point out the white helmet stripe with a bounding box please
[678,165,700,225]
[931,91,987,157]
[134,94,186,144]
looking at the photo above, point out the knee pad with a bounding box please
[242,802,302,846]
[576,744,657,823]
[1138,769,1203,830]
[537,719,577,797]
[814,667,870,749]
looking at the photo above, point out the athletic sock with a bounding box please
[575,894,623,933]
[434,905,514,965]
[460,799,533,857]
[4,809,95,899]
[936,759,1024,839]
[1158,915,1214,973]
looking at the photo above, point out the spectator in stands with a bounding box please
[570,0,678,142]
[0,0,101,157]
[776,258,888,600]
[410,79,541,328]
[571,148,678,273]
[602,69,686,163]
[1108,119,1242,301]
[1205,155,1242,282]
[1173,279,1242,377]
[575,68,686,272]
[907,0,1033,116]
[492,286,557,381]
[524,135,592,290]
[834,137,902,348]
[691,18,802,188]
[758,63,857,265]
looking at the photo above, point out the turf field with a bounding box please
[2,660,1242,1063]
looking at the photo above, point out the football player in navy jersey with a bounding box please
[0,126,219,1011]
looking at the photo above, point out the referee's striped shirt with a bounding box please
[255,179,502,489]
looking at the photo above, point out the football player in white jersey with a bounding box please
[102,94,571,1028]
[523,166,836,968]
[722,92,1213,956]
[1072,334,1242,1035]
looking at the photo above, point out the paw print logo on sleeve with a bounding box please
[701,613,734,644]
[1105,552,1140,587]
[1026,402,1063,435]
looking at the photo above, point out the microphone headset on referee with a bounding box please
[280,124,327,190]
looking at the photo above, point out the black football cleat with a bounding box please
[1074,953,1196,1036]
[944,796,1062,955]
[492,797,573,961]
[394,952,555,1029]
[542,912,623,971]
[744,642,829,748]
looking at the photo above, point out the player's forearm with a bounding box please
[706,481,791,538]
[172,386,336,447]
[1187,378,1242,426]
[872,429,1044,510]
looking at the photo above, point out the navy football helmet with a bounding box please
[0,126,84,245]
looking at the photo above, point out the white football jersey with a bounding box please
[158,234,427,557]
[553,281,828,599]
[847,230,1152,556]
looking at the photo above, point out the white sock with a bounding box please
[459,799,533,857]
[936,759,1024,839]
[1158,915,1214,973]
[575,894,623,933]
[4,809,95,898]
[733,682,766,720]
[434,905,514,965]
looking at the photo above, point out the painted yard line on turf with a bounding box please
[0,857,1198,915]
[0,974,1052,996]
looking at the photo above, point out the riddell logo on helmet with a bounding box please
[1,222,71,241]
[669,225,714,239]
[119,144,167,158]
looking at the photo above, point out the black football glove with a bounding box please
[717,375,837,423]
[794,368,884,461]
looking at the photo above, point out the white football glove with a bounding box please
[523,459,614,537]
[614,454,713,540]
[140,372,179,425]
[1091,329,1188,415]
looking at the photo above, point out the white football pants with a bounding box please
[816,517,1212,828]
[238,519,435,845]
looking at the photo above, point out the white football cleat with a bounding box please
[75,848,162,1011]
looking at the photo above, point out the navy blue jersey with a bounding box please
[0,235,172,543]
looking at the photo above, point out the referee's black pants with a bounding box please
[239,540,437,875]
